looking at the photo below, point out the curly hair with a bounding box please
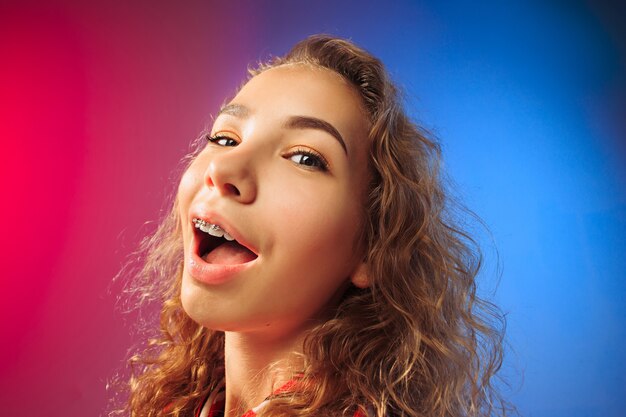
[118,35,511,417]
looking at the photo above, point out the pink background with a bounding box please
[0,1,262,414]
[1,1,625,416]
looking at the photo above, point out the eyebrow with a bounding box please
[217,103,348,155]
[284,116,347,155]
[217,103,250,118]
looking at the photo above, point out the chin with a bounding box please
[180,273,208,324]
[179,275,235,331]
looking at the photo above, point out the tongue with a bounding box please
[204,241,257,265]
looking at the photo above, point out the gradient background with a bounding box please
[1,1,624,416]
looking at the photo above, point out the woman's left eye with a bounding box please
[286,149,329,172]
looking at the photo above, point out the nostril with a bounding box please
[225,183,240,196]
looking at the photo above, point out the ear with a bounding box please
[350,262,371,289]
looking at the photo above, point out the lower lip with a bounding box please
[186,236,256,285]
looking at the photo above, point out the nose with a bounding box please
[204,147,257,204]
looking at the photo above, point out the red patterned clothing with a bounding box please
[195,378,368,417]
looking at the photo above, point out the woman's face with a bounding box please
[178,64,371,339]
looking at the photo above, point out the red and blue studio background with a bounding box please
[1,1,624,416]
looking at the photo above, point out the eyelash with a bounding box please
[205,133,238,147]
[205,134,329,172]
[285,147,329,172]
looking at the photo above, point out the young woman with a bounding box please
[121,35,509,417]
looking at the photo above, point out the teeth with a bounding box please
[199,223,212,234]
[193,218,234,241]
[207,224,224,238]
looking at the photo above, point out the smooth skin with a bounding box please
[178,64,371,416]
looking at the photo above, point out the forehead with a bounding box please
[228,64,370,150]
[238,64,363,110]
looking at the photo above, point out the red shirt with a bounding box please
[195,378,368,417]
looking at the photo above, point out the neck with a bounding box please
[222,330,305,417]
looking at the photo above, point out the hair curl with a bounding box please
[117,35,512,417]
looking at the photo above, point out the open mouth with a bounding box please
[193,219,258,265]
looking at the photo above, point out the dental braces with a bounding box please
[192,218,235,241]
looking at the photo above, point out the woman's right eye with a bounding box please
[206,134,238,147]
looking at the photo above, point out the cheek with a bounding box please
[178,161,203,199]
[177,169,201,251]
[271,184,362,270]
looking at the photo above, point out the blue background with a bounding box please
[1,1,623,416]
[255,1,626,415]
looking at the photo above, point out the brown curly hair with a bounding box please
[117,35,512,417]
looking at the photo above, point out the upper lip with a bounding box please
[189,209,258,255]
